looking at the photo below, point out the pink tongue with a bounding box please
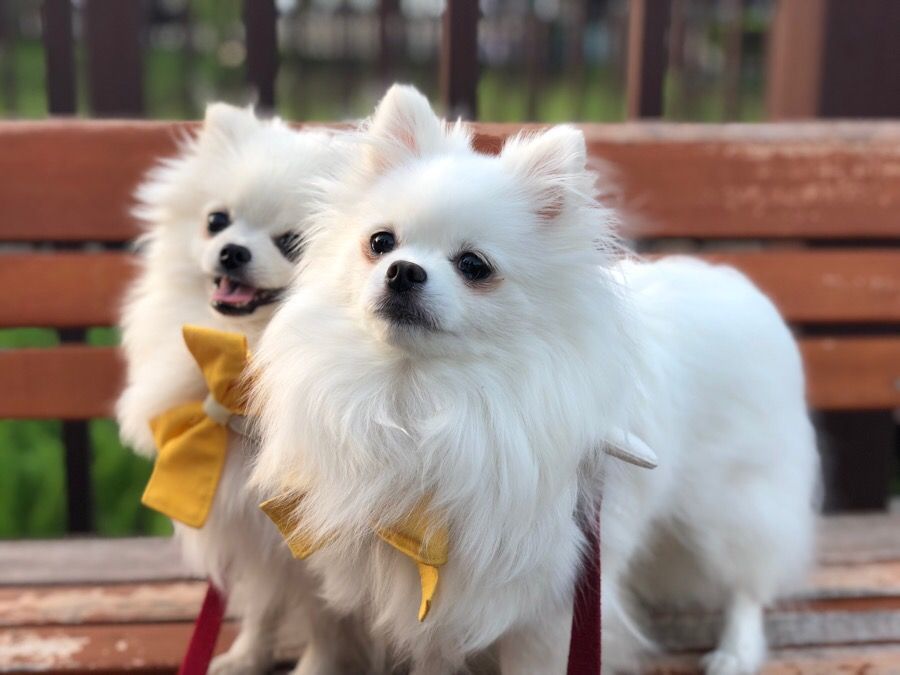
[213,279,257,304]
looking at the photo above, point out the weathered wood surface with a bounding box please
[0,583,206,627]
[1,512,900,672]
[647,645,900,674]
[0,624,238,673]
[0,537,191,586]
[3,121,899,241]
[689,251,900,325]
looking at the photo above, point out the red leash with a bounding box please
[567,506,601,675]
[178,582,226,675]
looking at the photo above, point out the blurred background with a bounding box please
[0,0,898,540]
[1,0,774,122]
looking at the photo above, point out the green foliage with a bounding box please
[90,419,172,537]
[0,419,66,537]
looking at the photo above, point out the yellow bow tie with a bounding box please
[261,494,449,621]
[141,325,252,528]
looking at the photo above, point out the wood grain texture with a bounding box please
[679,251,900,324]
[590,131,900,240]
[646,644,900,674]
[0,121,184,242]
[0,538,192,587]
[0,582,206,627]
[0,623,237,673]
[0,252,136,328]
[0,346,123,419]
[818,511,900,565]
[3,121,900,242]
[802,338,900,410]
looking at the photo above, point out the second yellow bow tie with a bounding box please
[261,494,449,621]
[141,325,252,528]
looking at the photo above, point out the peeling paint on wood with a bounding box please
[0,631,88,670]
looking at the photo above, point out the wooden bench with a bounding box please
[1,120,899,672]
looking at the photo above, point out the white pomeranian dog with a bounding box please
[116,104,369,675]
[250,85,819,675]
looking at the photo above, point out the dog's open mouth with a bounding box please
[211,276,284,316]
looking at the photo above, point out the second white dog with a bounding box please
[117,104,369,675]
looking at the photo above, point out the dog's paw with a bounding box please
[701,650,760,675]
[209,647,270,675]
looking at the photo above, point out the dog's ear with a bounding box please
[364,84,445,175]
[603,427,658,469]
[201,102,259,145]
[500,125,587,222]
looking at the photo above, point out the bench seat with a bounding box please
[3,509,900,673]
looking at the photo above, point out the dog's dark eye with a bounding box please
[274,231,304,262]
[370,231,396,255]
[456,252,492,282]
[207,211,231,234]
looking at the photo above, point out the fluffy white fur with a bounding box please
[250,85,819,675]
[116,104,371,675]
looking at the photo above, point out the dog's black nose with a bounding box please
[219,244,252,271]
[386,260,427,293]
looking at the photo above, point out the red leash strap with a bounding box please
[178,582,226,675]
[567,506,601,675]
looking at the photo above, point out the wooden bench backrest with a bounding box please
[1,120,899,419]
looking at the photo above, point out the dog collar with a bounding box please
[142,325,252,528]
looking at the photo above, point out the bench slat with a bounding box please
[0,337,897,418]
[1,250,898,329]
[0,582,205,627]
[0,623,236,673]
[4,559,899,628]
[646,645,900,674]
[2,121,899,242]
[0,346,122,419]
[801,337,900,410]
[0,122,180,242]
[0,252,136,328]
[6,625,900,673]
[698,250,900,323]
[588,124,900,240]
[678,250,900,324]
[0,537,189,587]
